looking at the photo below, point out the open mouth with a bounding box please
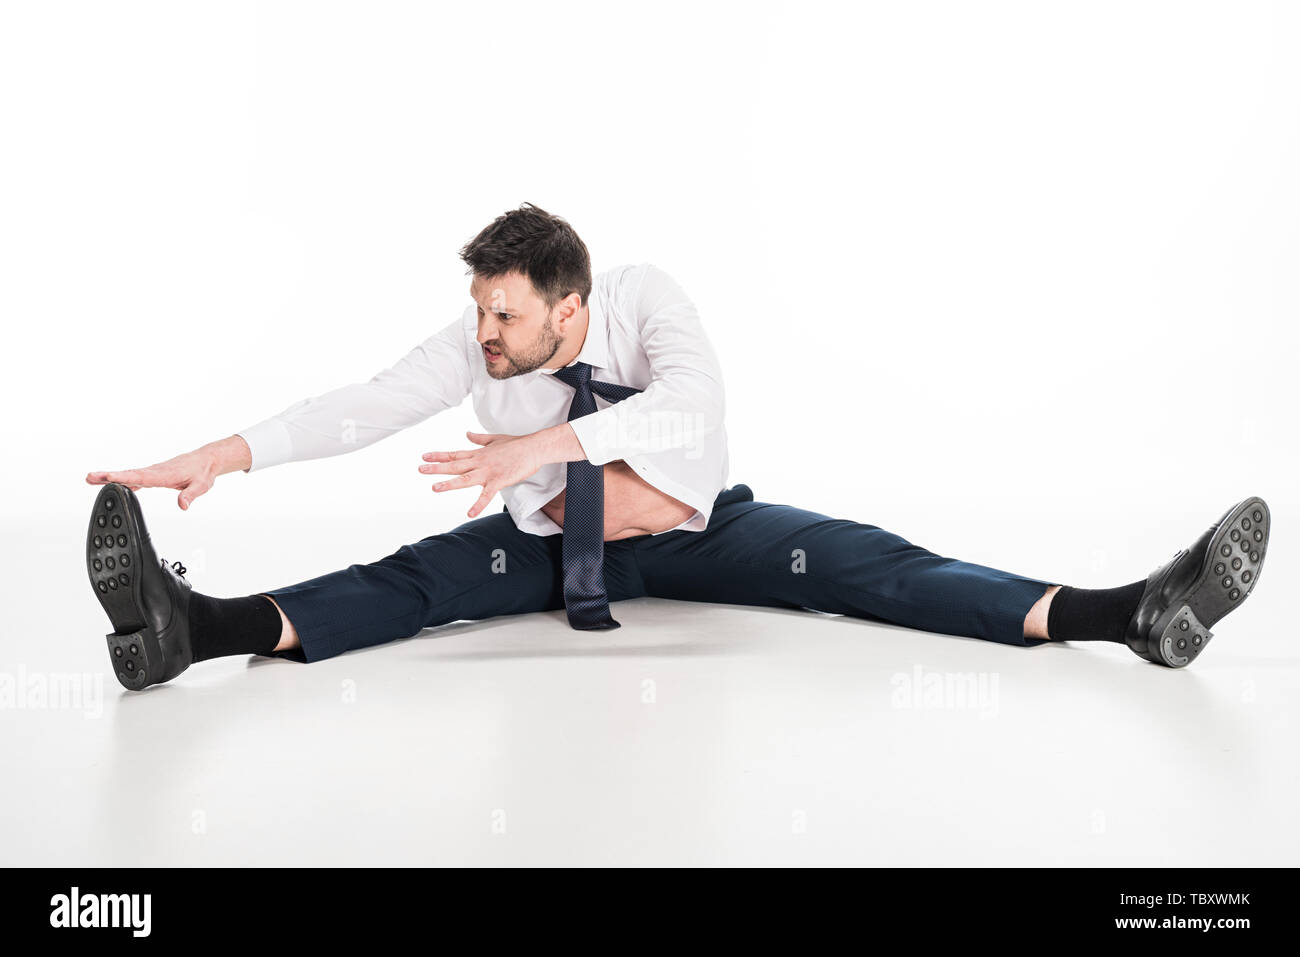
[483,345,503,362]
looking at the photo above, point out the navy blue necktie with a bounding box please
[550,361,642,630]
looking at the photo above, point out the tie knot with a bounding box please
[552,360,592,389]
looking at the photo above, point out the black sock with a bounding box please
[1046,580,1147,643]
[188,593,282,662]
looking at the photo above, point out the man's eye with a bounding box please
[498,313,513,321]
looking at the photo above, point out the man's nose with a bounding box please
[476,318,498,344]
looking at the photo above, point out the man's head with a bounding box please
[460,203,592,379]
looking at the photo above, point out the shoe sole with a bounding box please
[1148,496,1271,667]
[86,484,160,690]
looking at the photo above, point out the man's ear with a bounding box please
[555,291,582,329]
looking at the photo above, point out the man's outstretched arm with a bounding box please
[86,435,254,510]
[86,316,474,509]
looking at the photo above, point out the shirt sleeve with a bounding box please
[236,316,473,472]
[567,263,726,465]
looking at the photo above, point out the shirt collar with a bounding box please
[539,287,608,375]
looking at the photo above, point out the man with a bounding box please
[85,203,1270,690]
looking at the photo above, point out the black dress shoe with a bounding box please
[86,483,195,690]
[1124,496,1271,668]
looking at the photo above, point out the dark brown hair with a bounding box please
[458,203,592,310]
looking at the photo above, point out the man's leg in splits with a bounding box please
[245,508,648,664]
[626,485,1217,661]
[89,477,582,688]
[200,510,568,665]
[629,485,1066,648]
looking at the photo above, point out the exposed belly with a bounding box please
[540,460,695,541]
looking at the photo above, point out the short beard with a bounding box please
[486,313,564,379]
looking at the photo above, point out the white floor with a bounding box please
[3,498,1297,867]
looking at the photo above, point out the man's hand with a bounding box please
[85,435,253,511]
[421,424,586,519]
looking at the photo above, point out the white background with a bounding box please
[1,1,1297,866]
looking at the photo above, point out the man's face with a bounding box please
[470,271,570,380]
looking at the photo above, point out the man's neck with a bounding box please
[543,302,590,369]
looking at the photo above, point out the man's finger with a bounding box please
[88,469,150,487]
[432,471,479,492]
[419,460,477,476]
[422,450,474,462]
[466,431,496,445]
[178,478,210,511]
[468,487,495,518]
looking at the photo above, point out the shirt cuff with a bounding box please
[236,419,295,473]
[566,411,617,466]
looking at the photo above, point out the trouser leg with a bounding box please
[632,484,1059,648]
[262,511,565,663]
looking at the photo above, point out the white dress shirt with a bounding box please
[237,262,730,537]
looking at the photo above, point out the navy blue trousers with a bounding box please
[263,484,1059,663]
